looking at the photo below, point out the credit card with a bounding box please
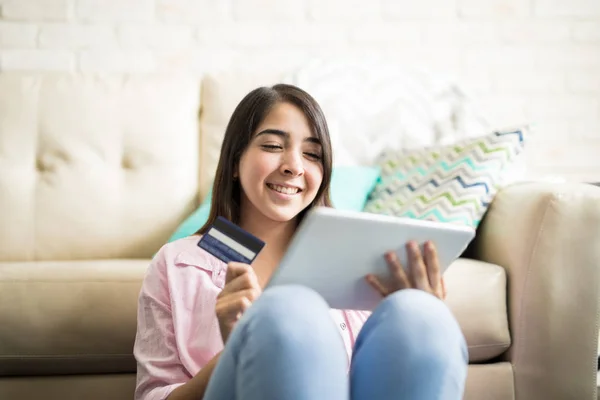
[197,216,265,264]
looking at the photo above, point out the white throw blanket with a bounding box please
[285,59,493,168]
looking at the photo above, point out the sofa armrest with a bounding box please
[473,182,600,400]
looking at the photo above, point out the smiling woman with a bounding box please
[133,83,468,400]
[196,84,334,235]
[236,103,327,227]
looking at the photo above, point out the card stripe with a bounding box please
[213,216,264,253]
[198,239,251,264]
[207,228,256,260]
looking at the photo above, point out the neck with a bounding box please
[238,207,299,288]
[239,213,297,253]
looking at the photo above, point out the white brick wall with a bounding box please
[0,0,598,181]
[39,24,117,48]
[76,0,154,22]
[79,49,155,72]
[0,49,74,70]
[0,22,37,47]
[1,0,72,21]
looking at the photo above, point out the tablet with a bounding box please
[265,207,476,311]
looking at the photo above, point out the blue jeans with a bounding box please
[204,285,468,400]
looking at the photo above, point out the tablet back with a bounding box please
[266,207,476,310]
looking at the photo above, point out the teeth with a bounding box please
[268,184,299,195]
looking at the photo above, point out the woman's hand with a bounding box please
[366,241,447,300]
[215,262,262,344]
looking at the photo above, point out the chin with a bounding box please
[265,210,301,223]
[262,205,309,223]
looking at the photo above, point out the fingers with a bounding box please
[366,274,389,297]
[407,241,429,291]
[215,288,261,320]
[441,276,447,300]
[222,272,259,296]
[366,251,411,297]
[220,263,260,296]
[424,241,442,296]
[216,263,262,345]
[225,262,252,284]
[372,241,446,301]
[384,251,409,291]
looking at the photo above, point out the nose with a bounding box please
[280,150,304,177]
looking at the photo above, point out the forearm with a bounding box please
[167,352,222,400]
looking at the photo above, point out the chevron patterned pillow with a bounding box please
[363,128,526,229]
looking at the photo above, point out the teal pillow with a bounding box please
[167,166,380,243]
[330,166,381,211]
[167,189,212,243]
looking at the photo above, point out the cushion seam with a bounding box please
[513,192,554,369]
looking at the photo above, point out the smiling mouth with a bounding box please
[266,183,302,195]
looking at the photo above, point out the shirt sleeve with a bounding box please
[133,246,189,400]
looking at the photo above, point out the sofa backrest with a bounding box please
[0,73,202,261]
[0,62,493,261]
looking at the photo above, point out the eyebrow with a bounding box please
[256,129,321,145]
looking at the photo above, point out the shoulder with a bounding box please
[147,235,227,287]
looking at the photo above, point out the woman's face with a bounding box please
[237,102,324,224]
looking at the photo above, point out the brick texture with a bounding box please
[79,50,155,72]
[39,24,116,48]
[232,0,306,21]
[76,0,154,22]
[1,0,71,21]
[0,22,37,47]
[573,22,600,43]
[0,0,598,181]
[118,25,193,50]
[308,0,381,21]
[381,0,456,19]
[0,49,74,70]
[534,0,600,17]
[458,0,531,18]
[156,0,232,23]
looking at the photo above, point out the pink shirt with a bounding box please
[133,236,371,400]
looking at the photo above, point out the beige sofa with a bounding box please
[1,71,599,400]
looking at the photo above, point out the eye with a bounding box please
[261,144,283,151]
[304,152,322,161]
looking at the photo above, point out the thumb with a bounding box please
[225,262,251,284]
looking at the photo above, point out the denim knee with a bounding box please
[368,289,468,361]
[241,285,333,339]
[227,285,349,400]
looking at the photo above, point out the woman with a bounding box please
[133,84,468,400]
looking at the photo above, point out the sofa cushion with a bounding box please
[464,363,515,400]
[444,258,511,362]
[0,73,201,261]
[0,258,509,376]
[0,260,147,376]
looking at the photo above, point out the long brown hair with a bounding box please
[196,83,333,235]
